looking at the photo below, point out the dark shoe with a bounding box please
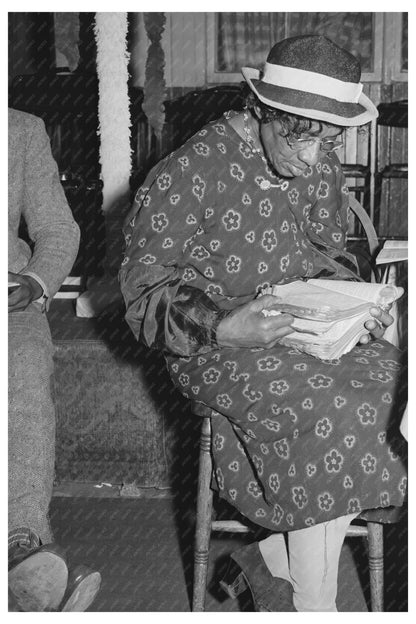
[219,558,250,599]
[254,578,296,612]
[8,544,68,611]
[59,565,102,611]
[220,542,296,612]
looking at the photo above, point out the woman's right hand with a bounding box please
[216,295,294,349]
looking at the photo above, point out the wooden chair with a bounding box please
[191,198,403,612]
[191,410,402,613]
[348,195,379,260]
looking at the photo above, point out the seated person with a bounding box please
[119,36,407,611]
[8,108,101,611]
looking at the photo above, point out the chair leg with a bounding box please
[367,521,384,611]
[192,417,214,612]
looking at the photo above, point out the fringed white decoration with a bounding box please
[94,13,132,213]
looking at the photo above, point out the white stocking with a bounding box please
[258,512,359,611]
[288,513,359,611]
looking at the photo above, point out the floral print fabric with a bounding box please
[169,341,406,531]
[120,112,407,531]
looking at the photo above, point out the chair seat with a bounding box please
[357,505,403,524]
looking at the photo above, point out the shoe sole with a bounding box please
[61,571,102,611]
[9,552,68,611]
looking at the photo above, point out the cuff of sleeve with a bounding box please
[210,308,233,348]
[21,271,50,312]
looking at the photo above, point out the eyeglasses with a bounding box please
[286,136,344,153]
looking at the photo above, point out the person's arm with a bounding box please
[304,153,360,280]
[19,115,80,300]
[120,155,235,356]
[120,143,295,357]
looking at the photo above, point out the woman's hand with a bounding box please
[8,272,43,313]
[216,295,294,349]
[358,306,394,345]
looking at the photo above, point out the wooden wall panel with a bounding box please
[169,13,206,89]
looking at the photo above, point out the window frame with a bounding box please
[386,12,408,82]
[206,12,385,84]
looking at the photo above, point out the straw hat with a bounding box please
[242,35,378,126]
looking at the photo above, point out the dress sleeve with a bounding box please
[119,152,231,356]
[304,154,360,279]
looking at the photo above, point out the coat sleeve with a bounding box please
[20,116,80,297]
[119,153,231,357]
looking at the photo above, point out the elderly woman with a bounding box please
[120,35,407,611]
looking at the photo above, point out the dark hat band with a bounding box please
[242,66,378,126]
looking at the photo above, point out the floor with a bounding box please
[49,492,408,612]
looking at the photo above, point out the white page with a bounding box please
[383,240,408,249]
[307,279,403,306]
[264,280,404,360]
[376,240,408,264]
[282,313,371,360]
[268,281,370,320]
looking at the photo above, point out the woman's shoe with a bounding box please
[8,543,68,611]
[254,578,296,612]
[220,542,296,612]
[59,565,102,611]
[219,558,249,599]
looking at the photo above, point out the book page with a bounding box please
[267,281,375,321]
[307,279,403,307]
[264,279,404,360]
[376,239,408,265]
[383,240,408,248]
[281,312,372,360]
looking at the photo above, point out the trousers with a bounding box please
[259,512,358,611]
[8,303,55,543]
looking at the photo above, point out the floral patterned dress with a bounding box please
[120,112,407,532]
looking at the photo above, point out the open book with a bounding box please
[261,279,404,360]
[376,239,408,265]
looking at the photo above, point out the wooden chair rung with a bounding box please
[211,520,251,533]
[346,525,369,538]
